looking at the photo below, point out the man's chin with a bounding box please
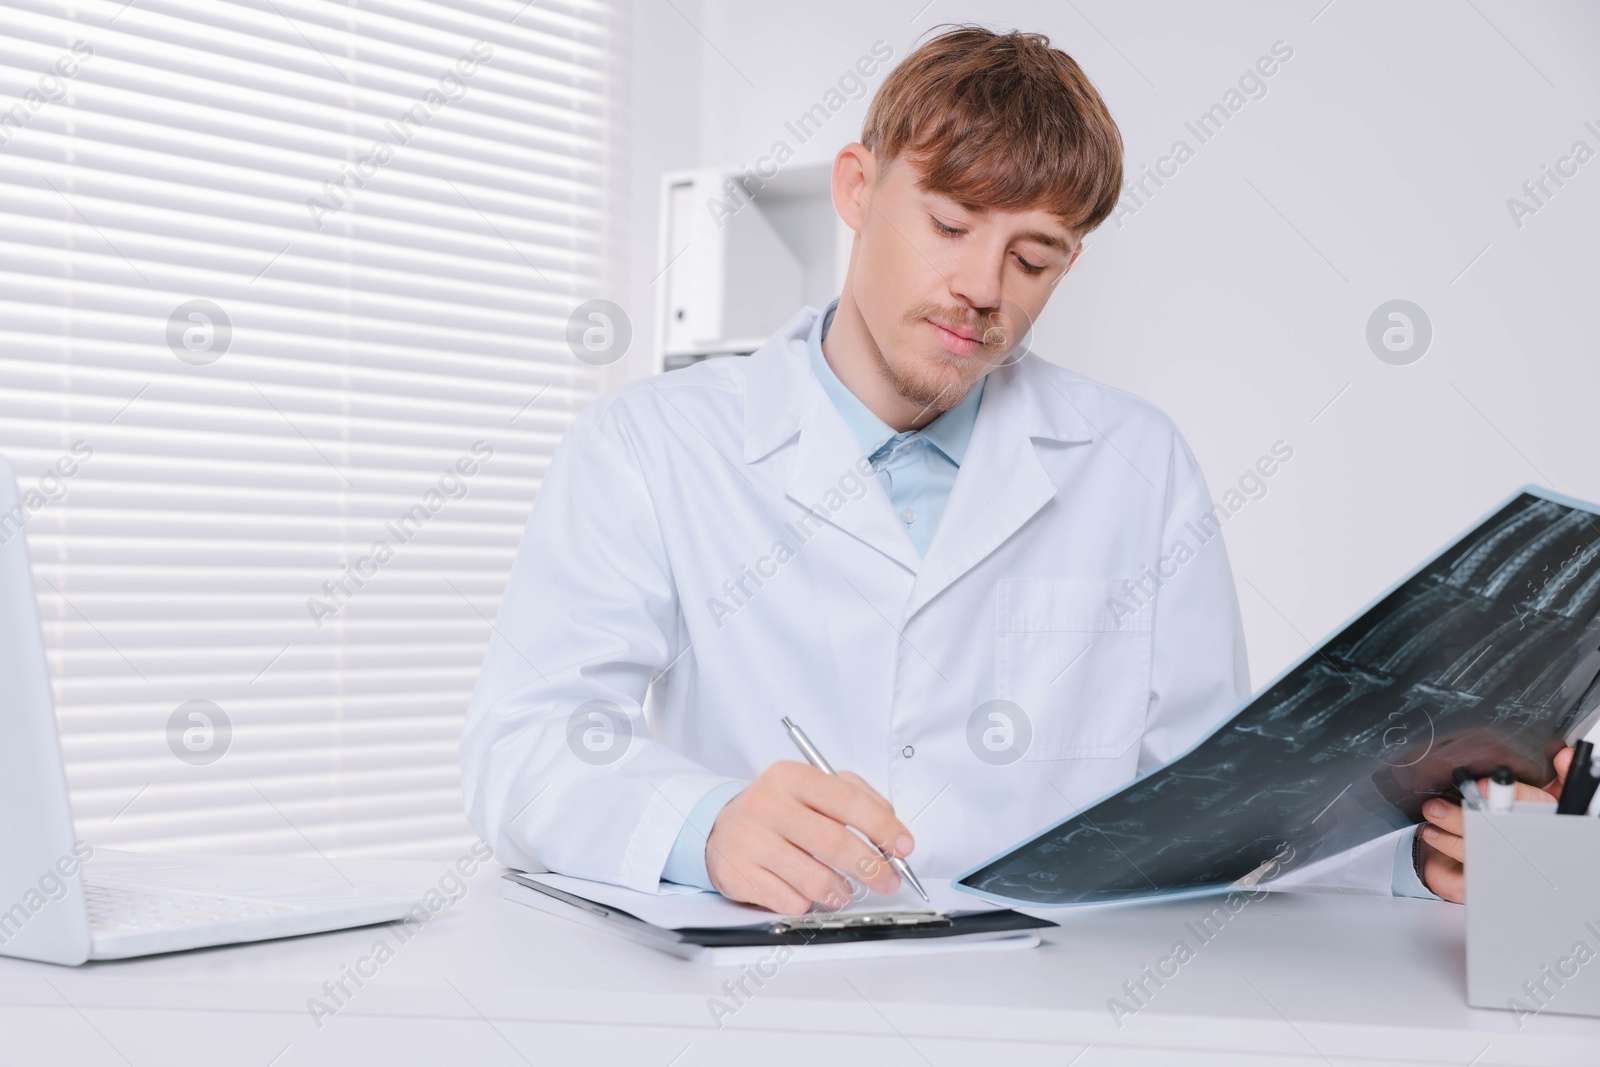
[887,352,983,413]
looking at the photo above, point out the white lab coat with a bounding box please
[461,304,1399,895]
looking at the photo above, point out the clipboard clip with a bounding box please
[769,910,950,934]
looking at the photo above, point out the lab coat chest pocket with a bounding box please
[996,578,1151,760]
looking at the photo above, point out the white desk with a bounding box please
[0,855,1595,1066]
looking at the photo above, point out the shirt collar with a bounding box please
[807,296,985,466]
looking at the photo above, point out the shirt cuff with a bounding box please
[1391,825,1443,900]
[660,780,746,890]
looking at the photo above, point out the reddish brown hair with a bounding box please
[861,24,1124,234]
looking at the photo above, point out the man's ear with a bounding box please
[832,143,875,234]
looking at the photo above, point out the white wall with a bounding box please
[611,0,705,389]
[622,0,1600,690]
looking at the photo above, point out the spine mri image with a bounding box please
[961,490,1600,906]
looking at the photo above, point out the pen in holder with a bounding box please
[1464,805,1600,1019]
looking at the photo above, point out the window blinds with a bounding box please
[0,0,621,860]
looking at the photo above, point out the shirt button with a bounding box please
[902,745,914,758]
[900,508,916,524]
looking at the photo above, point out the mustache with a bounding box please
[903,303,1025,354]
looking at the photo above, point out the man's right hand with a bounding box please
[704,760,915,914]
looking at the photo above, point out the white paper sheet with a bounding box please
[520,872,1001,930]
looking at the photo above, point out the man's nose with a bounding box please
[944,246,1006,311]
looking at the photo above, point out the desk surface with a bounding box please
[0,855,1595,1067]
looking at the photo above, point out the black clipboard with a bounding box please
[503,871,1055,948]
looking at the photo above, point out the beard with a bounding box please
[873,301,1020,415]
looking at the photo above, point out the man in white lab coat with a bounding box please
[462,26,1564,913]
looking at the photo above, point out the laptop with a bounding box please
[0,456,418,965]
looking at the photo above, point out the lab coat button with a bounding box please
[901,745,914,758]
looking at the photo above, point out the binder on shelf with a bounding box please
[654,163,848,373]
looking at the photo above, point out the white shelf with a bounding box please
[654,162,848,372]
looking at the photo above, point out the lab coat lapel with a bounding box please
[785,390,921,572]
[905,359,1093,619]
[743,309,921,573]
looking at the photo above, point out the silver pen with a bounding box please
[779,716,930,903]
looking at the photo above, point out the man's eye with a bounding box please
[930,217,963,237]
[1015,254,1045,276]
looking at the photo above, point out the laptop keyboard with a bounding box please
[84,880,294,933]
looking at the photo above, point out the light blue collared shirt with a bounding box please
[806,296,984,556]
[660,297,986,889]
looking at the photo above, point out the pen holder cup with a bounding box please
[1464,806,1600,1018]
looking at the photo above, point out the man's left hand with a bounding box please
[1416,746,1574,902]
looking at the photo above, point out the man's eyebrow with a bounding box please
[1020,229,1076,254]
